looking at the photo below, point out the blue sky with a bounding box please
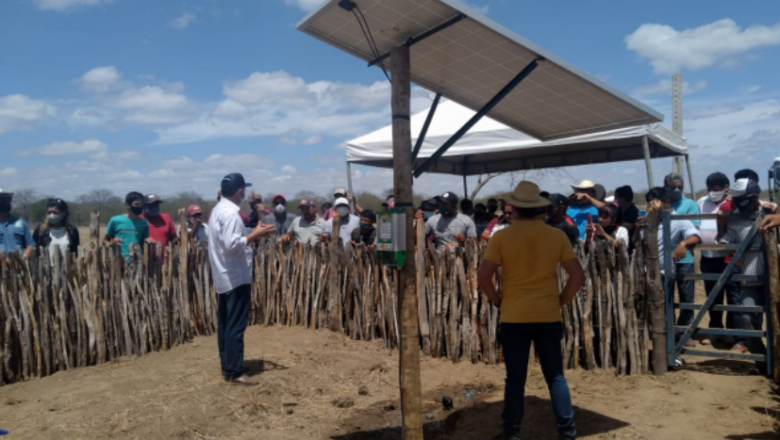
[1,0,779,201]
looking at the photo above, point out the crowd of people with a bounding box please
[2,168,780,440]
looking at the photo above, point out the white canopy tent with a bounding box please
[346,100,690,196]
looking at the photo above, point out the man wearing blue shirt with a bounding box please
[663,173,700,333]
[0,189,35,261]
[566,180,600,241]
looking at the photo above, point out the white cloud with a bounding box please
[18,139,108,157]
[223,71,315,108]
[465,3,489,14]
[302,135,322,145]
[114,85,191,125]
[155,70,429,145]
[169,12,196,30]
[633,79,707,96]
[283,0,326,12]
[626,19,780,74]
[212,100,248,118]
[687,103,744,121]
[0,94,52,133]
[67,107,113,127]
[743,85,761,94]
[0,168,17,176]
[281,165,297,174]
[78,65,121,92]
[32,0,110,11]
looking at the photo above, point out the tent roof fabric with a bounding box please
[346,100,687,176]
[297,0,663,141]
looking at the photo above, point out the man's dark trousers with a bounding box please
[499,322,576,439]
[217,284,251,380]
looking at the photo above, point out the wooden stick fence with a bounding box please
[0,213,653,386]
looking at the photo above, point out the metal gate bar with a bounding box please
[662,211,773,374]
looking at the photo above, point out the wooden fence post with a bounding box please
[644,202,668,375]
[390,44,423,440]
[328,213,342,332]
[763,228,780,383]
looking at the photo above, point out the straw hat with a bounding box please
[570,180,596,190]
[504,181,550,208]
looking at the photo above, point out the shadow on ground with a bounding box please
[683,358,759,376]
[332,395,629,440]
[244,358,288,376]
[725,383,780,440]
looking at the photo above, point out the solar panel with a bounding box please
[297,0,663,141]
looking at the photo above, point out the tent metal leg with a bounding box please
[412,93,441,165]
[346,162,355,212]
[685,154,695,200]
[413,57,544,178]
[642,135,654,190]
[463,175,468,200]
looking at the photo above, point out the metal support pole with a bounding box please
[390,45,423,440]
[412,92,441,165]
[672,74,684,175]
[346,162,355,213]
[463,174,468,200]
[414,57,543,177]
[684,154,695,200]
[642,135,654,190]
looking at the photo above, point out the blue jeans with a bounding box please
[674,263,695,325]
[700,257,742,330]
[499,322,576,439]
[736,285,766,353]
[217,284,251,380]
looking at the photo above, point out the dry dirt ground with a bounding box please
[0,324,778,440]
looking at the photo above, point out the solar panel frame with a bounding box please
[297,0,663,141]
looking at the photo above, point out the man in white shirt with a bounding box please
[207,173,275,385]
[696,172,740,344]
[321,197,360,248]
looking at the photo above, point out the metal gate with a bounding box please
[663,211,774,373]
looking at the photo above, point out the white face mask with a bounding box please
[47,213,64,223]
[275,204,286,214]
[337,206,349,217]
[709,190,726,203]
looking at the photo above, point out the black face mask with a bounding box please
[0,200,10,213]
[129,205,144,215]
[735,197,755,211]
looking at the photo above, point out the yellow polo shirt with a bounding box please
[484,220,576,323]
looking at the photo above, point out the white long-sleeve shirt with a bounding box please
[207,198,253,294]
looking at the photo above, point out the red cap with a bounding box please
[186,205,203,216]
[272,194,286,203]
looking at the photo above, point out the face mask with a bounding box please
[48,213,64,223]
[439,207,452,217]
[709,190,726,203]
[337,206,349,217]
[275,204,286,214]
[145,205,160,216]
[424,211,435,220]
[360,222,372,229]
[0,201,11,213]
[735,197,754,211]
[668,188,682,202]
[487,206,497,214]
[129,205,144,215]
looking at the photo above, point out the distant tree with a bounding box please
[175,191,204,206]
[11,188,42,221]
[294,190,320,200]
[77,188,120,211]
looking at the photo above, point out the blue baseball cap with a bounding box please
[221,173,252,193]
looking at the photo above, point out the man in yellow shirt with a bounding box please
[478,181,585,440]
